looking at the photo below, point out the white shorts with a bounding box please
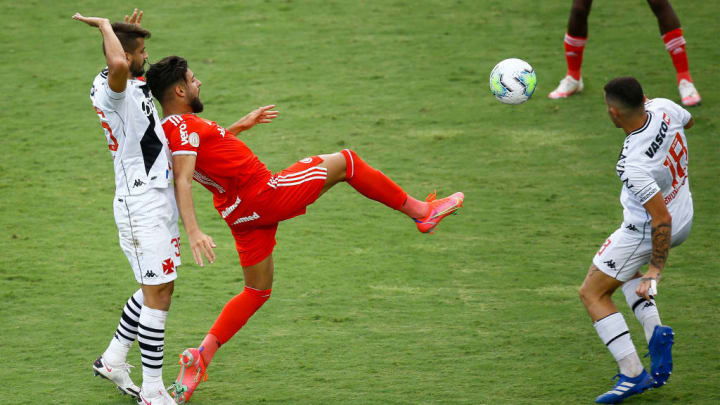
[113,187,181,285]
[592,220,692,282]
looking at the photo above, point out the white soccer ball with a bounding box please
[489,58,537,105]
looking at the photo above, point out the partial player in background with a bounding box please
[145,55,464,403]
[579,77,693,403]
[548,0,701,107]
[74,9,179,405]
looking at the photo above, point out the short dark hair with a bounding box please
[604,77,644,110]
[146,56,189,103]
[102,22,151,55]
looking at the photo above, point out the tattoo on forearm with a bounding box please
[650,222,671,269]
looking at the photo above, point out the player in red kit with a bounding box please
[548,0,701,106]
[146,55,463,403]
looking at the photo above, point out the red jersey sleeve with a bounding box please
[163,114,207,156]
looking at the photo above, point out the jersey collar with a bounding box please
[627,111,652,137]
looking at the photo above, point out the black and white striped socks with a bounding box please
[103,289,144,365]
[138,306,168,390]
[622,277,662,343]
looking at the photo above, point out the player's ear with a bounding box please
[174,82,186,98]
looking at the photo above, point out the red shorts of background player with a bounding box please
[228,156,327,267]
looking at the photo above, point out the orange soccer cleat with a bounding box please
[169,348,208,404]
[414,191,464,234]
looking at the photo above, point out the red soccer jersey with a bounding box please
[162,114,271,216]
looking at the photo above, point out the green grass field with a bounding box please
[1,0,719,403]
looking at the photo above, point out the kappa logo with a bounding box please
[643,301,656,309]
[133,179,146,188]
[162,258,175,275]
[625,224,639,232]
[604,260,617,270]
[144,270,158,278]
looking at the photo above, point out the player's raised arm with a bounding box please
[173,154,216,266]
[73,13,129,93]
[227,105,278,135]
[637,192,672,300]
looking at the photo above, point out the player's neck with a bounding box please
[161,102,194,119]
[623,112,648,135]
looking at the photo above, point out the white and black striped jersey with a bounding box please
[615,98,693,236]
[90,68,172,196]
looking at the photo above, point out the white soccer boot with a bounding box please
[137,387,178,405]
[92,355,140,398]
[548,75,583,99]
[678,79,701,106]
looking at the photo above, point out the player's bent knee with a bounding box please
[340,149,357,180]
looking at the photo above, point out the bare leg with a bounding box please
[567,0,593,37]
[141,281,174,310]
[242,254,275,290]
[317,152,347,196]
[578,264,622,321]
[647,0,681,34]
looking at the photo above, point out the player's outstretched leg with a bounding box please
[92,289,143,398]
[171,256,273,403]
[648,0,701,106]
[549,0,591,99]
[648,325,674,388]
[335,149,463,233]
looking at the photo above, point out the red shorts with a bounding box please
[228,156,327,267]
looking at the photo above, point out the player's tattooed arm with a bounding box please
[649,222,671,270]
[227,105,279,135]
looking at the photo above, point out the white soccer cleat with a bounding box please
[92,355,140,398]
[548,75,583,99]
[678,79,701,106]
[137,387,178,405]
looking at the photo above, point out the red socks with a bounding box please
[202,286,271,365]
[564,33,587,80]
[341,149,408,212]
[663,28,692,83]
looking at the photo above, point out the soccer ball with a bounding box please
[489,58,537,105]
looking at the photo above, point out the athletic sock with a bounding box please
[662,28,692,83]
[622,278,662,344]
[103,289,144,365]
[564,33,587,80]
[340,149,410,213]
[593,312,643,377]
[199,333,222,368]
[138,306,167,392]
[400,195,430,219]
[205,286,272,364]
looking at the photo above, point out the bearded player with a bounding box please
[548,0,701,107]
[74,9,180,404]
[145,55,463,402]
[579,77,693,403]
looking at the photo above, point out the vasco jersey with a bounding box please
[90,68,172,196]
[162,114,271,218]
[615,97,693,236]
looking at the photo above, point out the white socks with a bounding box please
[622,277,662,343]
[138,306,168,391]
[594,312,644,377]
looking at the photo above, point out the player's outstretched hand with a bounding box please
[124,8,143,26]
[249,105,279,125]
[72,13,110,28]
[229,105,279,134]
[189,230,217,267]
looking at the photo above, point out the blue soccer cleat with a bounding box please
[648,325,674,388]
[595,370,654,404]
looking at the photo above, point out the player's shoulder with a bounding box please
[645,97,678,112]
